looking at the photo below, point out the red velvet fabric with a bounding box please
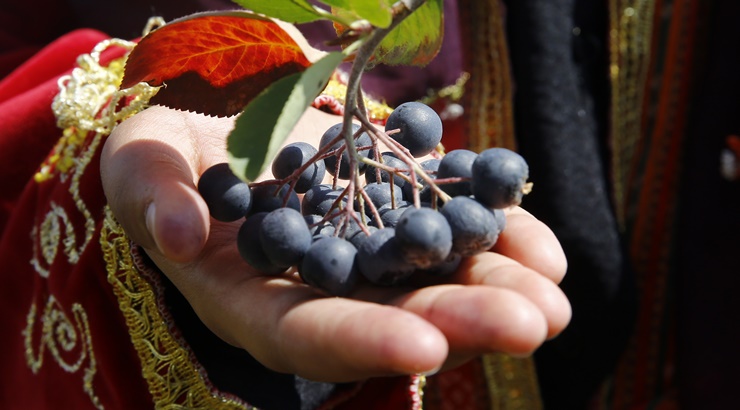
[0,29,156,409]
[0,29,112,232]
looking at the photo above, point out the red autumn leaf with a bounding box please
[121,11,312,117]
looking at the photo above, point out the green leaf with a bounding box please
[228,52,345,182]
[323,0,393,28]
[230,0,324,23]
[374,0,443,66]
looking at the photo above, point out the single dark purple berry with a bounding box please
[271,142,326,194]
[260,208,312,268]
[365,151,410,190]
[300,237,359,297]
[237,213,286,275]
[248,183,300,216]
[301,184,346,216]
[360,182,403,215]
[385,102,443,157]
[320,123,372,180]
[471,148,530,208]
[395,207,453,269]
[197,163,252,222]
[436,149,478,197]
[357,228,415,286]
[440,196,499,257]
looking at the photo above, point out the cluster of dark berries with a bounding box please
[197,101,531,296]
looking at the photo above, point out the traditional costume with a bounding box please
[1,0,738,409]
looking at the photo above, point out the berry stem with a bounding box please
[340,0,428,191]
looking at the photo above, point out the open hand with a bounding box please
[100,104,570,382]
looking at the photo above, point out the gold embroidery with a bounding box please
[31,210,59,278]
[30,202,89,274]
[456,2,539,406]
[32,35,159,276]
[482,353,543,410]
[459,0,516,152]
[321,74,394,122]
[24,297,103,410]
[49,24,252,409]
[101,207,252,410]
[420,72,469,107]
[608,0,656,228]
[24,25,162,410]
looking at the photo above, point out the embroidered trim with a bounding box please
[34,21,252,410]
[606,1,703,407]
[23,29,161,410]
[458,0,516,152]
[409,374,426,410]
[608,0,656,230]
[311,72,393,124]
[38,39,158,184]
[482,353,543,410]
[101,207,253,410]
[33,34,160,281]
[447,2,541,406]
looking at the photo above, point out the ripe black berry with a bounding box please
[248,183,301,216]
[385,102,443,157]
[300,237,360,297]
[197,163,252,222]
[440,196,499,257]
[357,228,415,286]
[472,148,530,208]
[395,207,453,269]
[272,142,326,193]
[260,207,312,268]
[436,149,477,197]
[237,213,286,275]
[320,123,372,180]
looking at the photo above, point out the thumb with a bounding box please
[101,108,212,263]
[143,176,210,263]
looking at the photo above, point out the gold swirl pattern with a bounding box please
[23,297,103,410]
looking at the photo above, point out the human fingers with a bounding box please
[147,224,449,382]
[381,208,570,344]
[493,207,568,284]
[384,283,549,359]
[450,252,572,339]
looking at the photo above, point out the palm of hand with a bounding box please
[101,105,570,382]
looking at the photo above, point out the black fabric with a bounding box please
[504,1,637,408]
[675,1,740,408]
[158,259,340,410]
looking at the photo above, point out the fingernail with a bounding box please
[145,202,163,252]
[421,366,441,377]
